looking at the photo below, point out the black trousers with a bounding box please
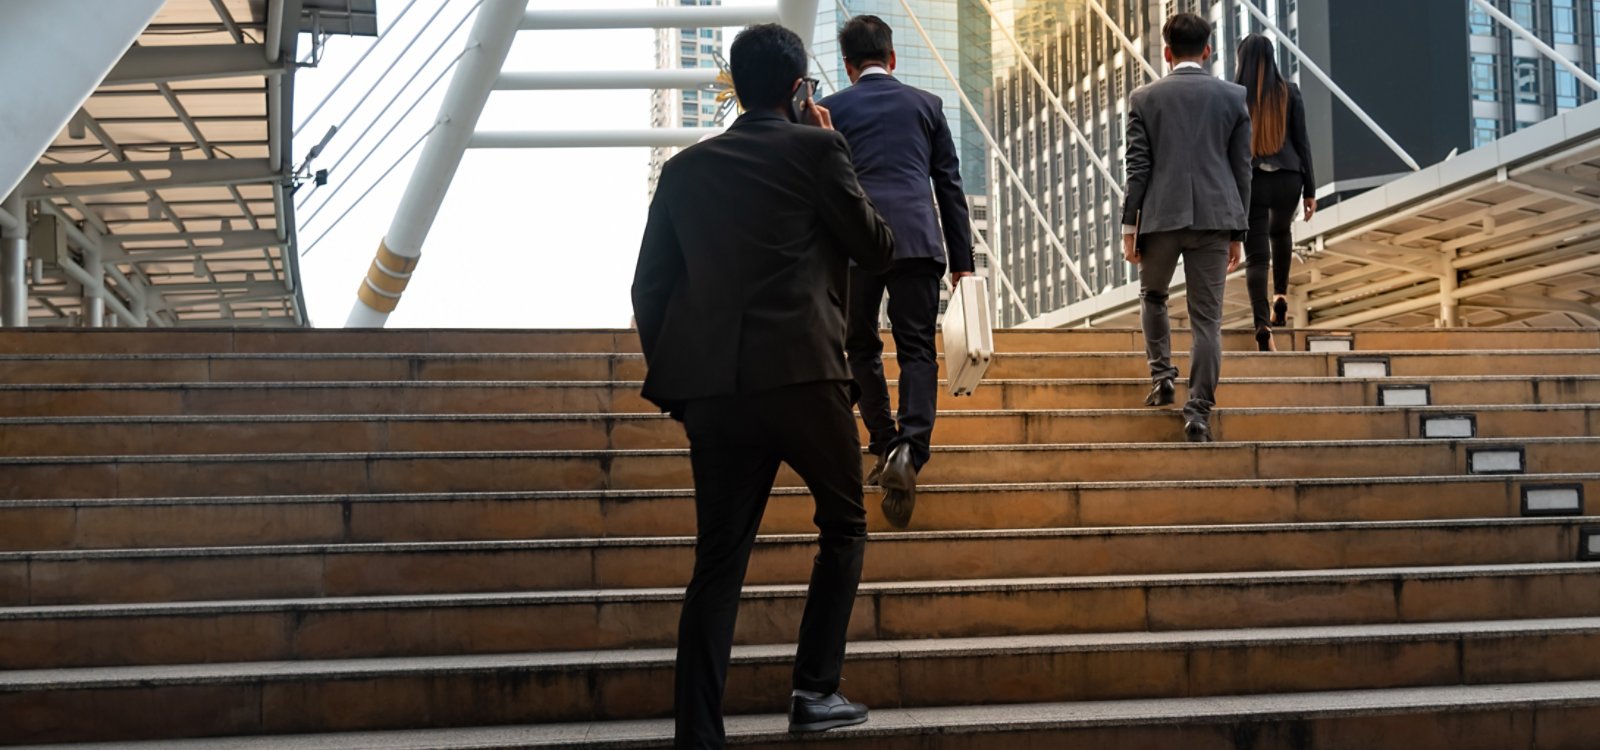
[674,380,868,749]
[1245,168,1302,329]
[844,260,942,470]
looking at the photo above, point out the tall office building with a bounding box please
[813,0,990,194]
[1464,0,1600,146]
[647,0,724,198]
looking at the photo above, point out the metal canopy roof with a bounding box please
[1025,99,1600,331]
[18,0,319,327]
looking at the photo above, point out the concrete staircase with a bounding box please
[2,328,1599,748]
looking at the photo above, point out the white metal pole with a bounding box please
[897,0,1094,296]
[1083,0,1160,81]
[347,0,529,328]
[0,192,26,327]
[778,0,821,47]
[1472,0,1600,92]
[1236,0,1421,171]
[977,0,1124,199]
[521,6,780,31]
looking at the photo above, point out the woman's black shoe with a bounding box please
[1255,326,1276,353]
[1271,297,1288,328]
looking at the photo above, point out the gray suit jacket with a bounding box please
[1120,67,1253,242]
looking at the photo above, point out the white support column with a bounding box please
[521,6,780,31]
[778,0,820,47]
[1,192,27,327]
[82,225,105,327]
[1237,0,1421,171]
[347,0,530,328]
[1439,248,1460,328]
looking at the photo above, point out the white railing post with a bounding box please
[1,191,27,327]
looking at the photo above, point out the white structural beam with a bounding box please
[347,0,530,328]
[0,0,165,201]
[1083,0,1160,81]
[521,6,780,30]
[471,129,721,149]
[778,0,821,47]
[1237,0,1421,171]
[103,44,286,85]
[495,70,721,91]
[25,159,281,199]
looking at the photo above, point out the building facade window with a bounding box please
[1557,69,1580,109]
[1514,57,1540,103]
[1471,53,1498,100]
[1553,0,1578,44]
[1469,1,1493,35]
[1473,116,1499,147]
[1511,0,1536,29]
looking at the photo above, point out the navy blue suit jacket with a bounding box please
[820,74,974,274]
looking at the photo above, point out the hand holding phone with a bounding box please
[789,78,822,126]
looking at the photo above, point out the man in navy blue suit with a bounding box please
[820,14,974,530]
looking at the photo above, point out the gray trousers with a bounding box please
[1138,229,1231,424]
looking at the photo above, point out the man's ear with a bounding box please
[1202,44,1213,64]
[887,50,897,72]
[1163,47,1174,66]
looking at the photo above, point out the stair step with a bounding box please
[6,618,1600,742]
[4,437,1595,498]
[5,349,1600,385]
[2,327,1595,356]
[2,375,1596,417]
[1,403,1589,457]
[26,681,1593,749]
[3,474,1595,550]
[3,518,1590,605]
[6,564,1598,669]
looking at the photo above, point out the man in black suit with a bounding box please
[1120,12,1250,442]
[632,23,895,749]
[820,15,974,529]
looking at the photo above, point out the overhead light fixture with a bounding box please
[146,198,161,221]
[193,256,205,279]
[220,219,232,233]
[68,112,86,140]
[168,146,183,162]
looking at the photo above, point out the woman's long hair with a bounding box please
[1235,34,1288,159]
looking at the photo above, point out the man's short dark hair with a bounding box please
[839,14,893,65]
[1163,13,1212,58]
[729,23,808,111]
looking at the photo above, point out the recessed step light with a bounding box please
[1422,414,1476,439]
[1581,527,1600,562]
[1522,484,1584,516]
[1378,384,1431,406]
[1339,356,1391,378]
[1468,447,1525,475]
[1307,335,1354,353]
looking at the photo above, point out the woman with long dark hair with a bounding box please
[1234,34,1314,351]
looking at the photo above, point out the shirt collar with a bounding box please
[861,65,891,78]
[1173,61,1204,72]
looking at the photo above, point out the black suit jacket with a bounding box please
[1253,82,1316,200]
[1120,67,1253,242]
[631,111,896,417]
[819,75,973,273]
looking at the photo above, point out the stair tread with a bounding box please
[7,472,1593,508]
[19,680,1600,749]
[5,516,1590,561]
[0,401,1593,424]
[7,617,1600,689]
[0,434,1586,464]
[5,562,1595,618]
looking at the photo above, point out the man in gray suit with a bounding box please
[1120,12,1251,443]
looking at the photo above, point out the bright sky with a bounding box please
[292,0,768,329]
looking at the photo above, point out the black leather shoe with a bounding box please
[1145,379,1175,407]
[865,453,887,486]
[878,444,918,529]
[789,692,868,733]
[1184,419,1212,443]
[1271,297,1289,328]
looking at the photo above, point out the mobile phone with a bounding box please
[789,78,820,124]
